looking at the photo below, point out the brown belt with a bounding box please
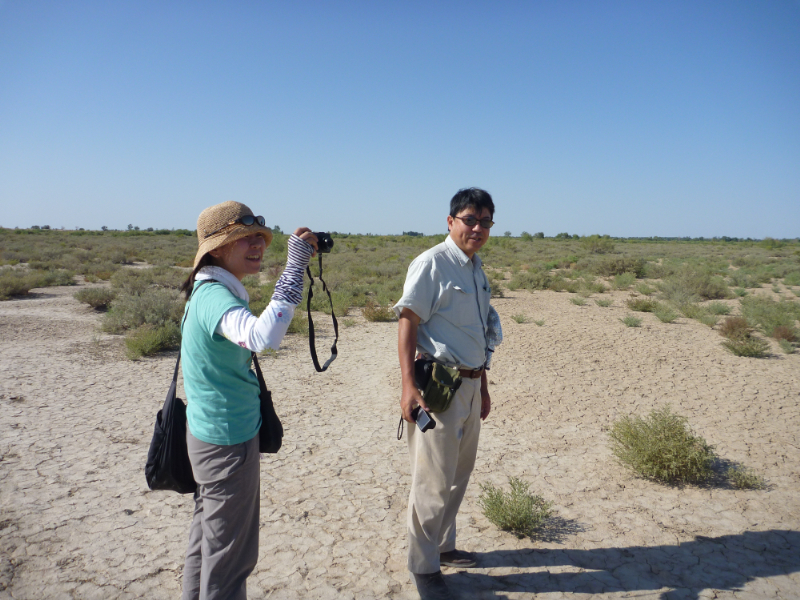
[458,367,484,379]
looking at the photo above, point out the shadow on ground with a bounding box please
[446,529,800,599]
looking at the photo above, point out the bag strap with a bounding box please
[174,279,216,383]
[251,352,267,390]
[305,253,339,372]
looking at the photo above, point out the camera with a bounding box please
[411,406,436,432]
[313,232,334,253]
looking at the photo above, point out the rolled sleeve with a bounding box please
[393,259,436,323]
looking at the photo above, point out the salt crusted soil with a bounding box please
[1,283,799,599]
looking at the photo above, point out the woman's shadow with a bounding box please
[444,529,800,599]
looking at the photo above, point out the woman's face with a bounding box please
[209,234,267,281]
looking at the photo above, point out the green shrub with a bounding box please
[595,298,613,307]
[511,314,528,324]
[653,305,679,323]
[580,235,615,254]
[778,339,794,354]
[478,477,552,538]
[722,336,770,358]
[102,289,185,334]
[74,287,117,310]
[733,287,748,297]
[570,297,587,306]
[609,405,716,484]
[125,322,181,359]
[727,466,767,490]
[612,272,637,290]
[533,319,545,326]
[784,271,800,287]
[621,315,642,327]
[626,298,659,312]
[663,268,730,301]
[0,268,37,299]
[591,257,646,277]
[740,296,800,339]
[635,283,655,296]
[362,300,396,322]
[287,312,309,336]
[507,270,551,291]
[706,301,731,315]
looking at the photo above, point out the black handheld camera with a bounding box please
[313,232,334,253]
[411,406,436,432]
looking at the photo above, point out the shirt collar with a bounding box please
[195,266,250,303]
[445,234,482,269]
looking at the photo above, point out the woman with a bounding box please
[178,201,317,600]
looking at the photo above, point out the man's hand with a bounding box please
[480,371,491,420]
[401,383,428,423]
[398,308,426,423]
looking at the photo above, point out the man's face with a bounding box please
[447,206,492,258]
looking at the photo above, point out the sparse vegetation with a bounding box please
[626,298,659,312]
[727,465,767,490]
[570,297,587,306]
[511,314,528,323]
[595,298,613,307]
[533,319,545,326]
[362,300,396,322]
[478,477,552,538]
[612,272,637,290]
[125,322,181,359]
[609,405,716,484]
[74,287,117,310]
[621,315,642,327]
[653,305,679,323]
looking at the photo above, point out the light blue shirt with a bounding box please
[393,235,491,369]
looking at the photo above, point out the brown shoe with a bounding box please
[412,571,453,600]
[440,549,477,568]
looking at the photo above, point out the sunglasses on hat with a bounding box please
[204,215,266,238]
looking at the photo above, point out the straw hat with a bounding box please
[194,201,273,269]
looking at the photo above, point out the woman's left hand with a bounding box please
[294,228,318,256]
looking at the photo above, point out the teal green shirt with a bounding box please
[181,281,261,445]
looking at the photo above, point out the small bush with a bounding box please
[612,272,636,290]
[621,315,642,327]
[733,288,748,297]
[719,317,751,340]
[125,322,181,359]
[506,270,551,291]
[74,287,117,310]
[706,302,731,315]
[287,312,309,336]
[595,298,613,307]
[778,339,794,354]
[653,305,679,323]
[581,235,615,254]
[511,314,528,323]
[102,289,185,334]
[592,257,646,277]
[570,297,587,306]
[626,298,659,312]
[635,283,655,296]
[362,300,396,322]
[740,296,800,339]
[727,466,767,490]
[533,319,545,326]
[478,477,552,538]
[772,325,797,343]
[609,405,716,484]
[722,336,770,358]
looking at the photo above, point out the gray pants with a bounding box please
[406,377,482,574]
[182,431,260,600]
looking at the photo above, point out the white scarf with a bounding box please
[195,266,250,303]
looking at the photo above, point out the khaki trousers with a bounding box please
[407,377,482,574]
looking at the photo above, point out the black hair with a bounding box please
[449,187,495,219]
[180,253,214,300]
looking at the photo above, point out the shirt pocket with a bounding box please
[442,284,477,326]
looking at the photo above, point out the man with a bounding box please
[393,188,500,600]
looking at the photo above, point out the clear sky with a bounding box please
[1,1,798,238]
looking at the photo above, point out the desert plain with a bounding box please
[1,280,799,600]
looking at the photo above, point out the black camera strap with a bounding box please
[306,253,339,372]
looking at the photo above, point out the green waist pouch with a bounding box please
[416,360,463,413]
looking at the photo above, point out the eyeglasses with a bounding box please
[204,215,266,238]
[454,215,494,229]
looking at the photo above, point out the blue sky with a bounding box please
[1,1,798,238]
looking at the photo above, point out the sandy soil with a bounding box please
[1,283,799,600]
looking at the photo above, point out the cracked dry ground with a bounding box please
[1,284,799,599]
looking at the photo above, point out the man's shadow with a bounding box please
[444,529,800,599]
